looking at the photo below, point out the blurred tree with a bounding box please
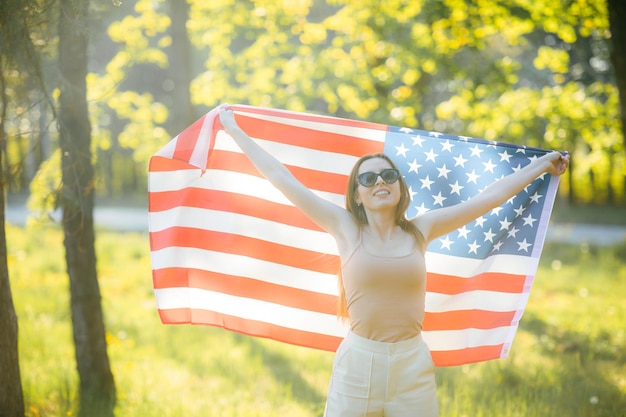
[0,64,25,417]
[58,0,116,415]
[0,0,43,413]
[166,0,195,135]
[607,0,626,148]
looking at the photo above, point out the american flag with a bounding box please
[148,104,560,366]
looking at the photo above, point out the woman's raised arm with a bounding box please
[218,108,352,236]
[414,151,569,244]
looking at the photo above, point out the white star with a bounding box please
[512,164,523,172]
[468,240,481,254]
[529,192,543,204]
[420,175,435,190]
[399,127,414,133]
[506,196,516,205]
[499,217,512,231]
[474,216,487,227]
[457,225,471,239]
[466,169,480,184]
[424,149,439,163]
[412,135,425,147]
[513,205,525,217]
[491,206,503,216]
[407,158,422,174]
[522,213,537,227]
[482,159,497,173]
[408,186,417,201]
[453,154,468,168]
[441,140,454,152]
[517,238,532,252]
[507,227,520,238]
[449,181,464,196]
[483,228,496,242]
[499,151,512,162]
[437,164,452,179]
[516,147,527,154]
[440,236,453,250]
[414,203,429,215]
[432,192,447,206]
[429,131,443,137]
[470,145,483,158]
[395,143,409,157]
[492,240,504,251]
[459,136,471,141]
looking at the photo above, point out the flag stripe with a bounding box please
[149,189,322,231]
[149,210,337,254]
[153,268,523,330]
[154,288,522,352]
[150,228,340,274]
[158,307,344,352]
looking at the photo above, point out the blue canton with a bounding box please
[383,126,553,260]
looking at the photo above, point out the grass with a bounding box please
[7,223,626,416]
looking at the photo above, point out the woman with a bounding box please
[218,108,569,417]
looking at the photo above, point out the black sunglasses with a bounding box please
[357,168,401,187]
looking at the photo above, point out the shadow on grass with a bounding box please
[230,333,328,416]
[437,312,626,417]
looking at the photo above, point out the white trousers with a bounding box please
[324,331,439,417]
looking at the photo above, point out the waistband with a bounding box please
[345,330,426,354]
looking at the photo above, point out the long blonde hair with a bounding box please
[337,153,425,319]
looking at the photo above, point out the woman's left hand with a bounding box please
[541,151,570,176]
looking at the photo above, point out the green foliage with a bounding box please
[4,0,625,204]
[9,226,626,416]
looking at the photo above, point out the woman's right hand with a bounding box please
[219,108,239,133]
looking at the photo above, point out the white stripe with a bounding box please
[214,131,359,176]
[154,287,349,336]
[149,207,339,255]
[422,326,516,351]
[188,109,219,169]
[148,169,346,207]
[234,108,387,143]
[425,290,529,313]
[154,287,517,351]
[150,247,339,295]
[425,251,538,277]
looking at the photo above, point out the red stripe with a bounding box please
[153,268,519,332]
[233,114,384,158]
[150,228,340,275]
[153,268,338,315]
[430,344,505,367]
[157,307,507,366]
[149,155,199,172]
[171,115,207,162]
[207,149,350,195]
[229,104,388,132]
[158,308,343,352]
[423,310,516,331]
[426,272,527,294]
[149,189,323,231]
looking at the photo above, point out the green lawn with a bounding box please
[8,224,626,416]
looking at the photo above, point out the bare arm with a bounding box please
[218,108,352,238]
[415,151,569,244]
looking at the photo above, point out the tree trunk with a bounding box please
[607,0,626,148]
[58,1,116,416]
[0,56,26,417]
[167,0,195,135]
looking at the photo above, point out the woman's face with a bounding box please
[354,157,402,212]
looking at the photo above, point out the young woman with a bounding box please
[218,108,569,417]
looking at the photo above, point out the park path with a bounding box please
[5,202,626,246]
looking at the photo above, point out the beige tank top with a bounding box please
[342,231,426,342]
